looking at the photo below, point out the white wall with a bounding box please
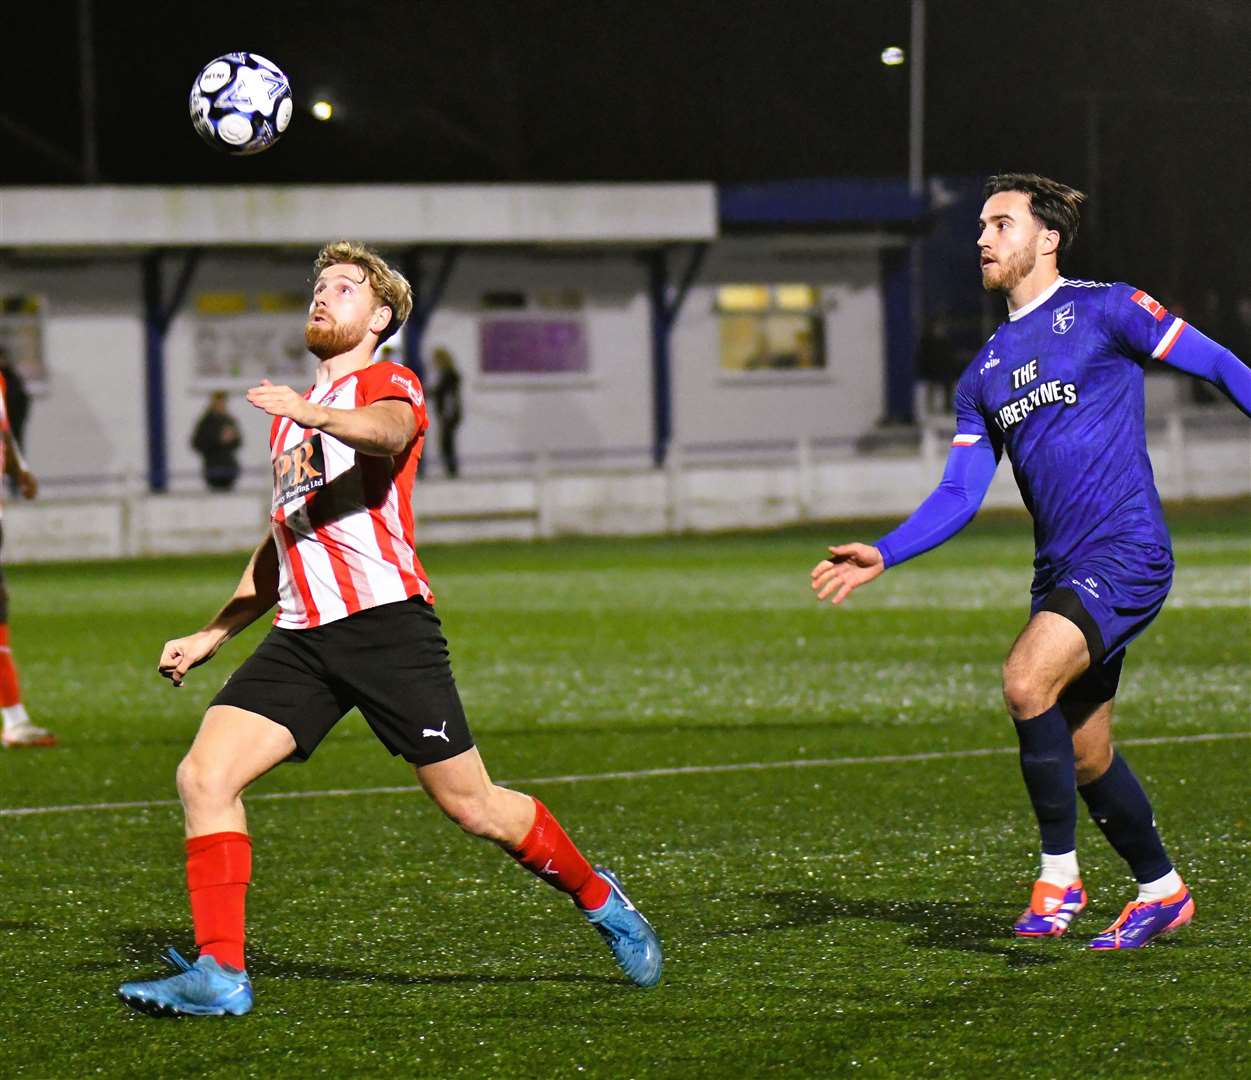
[4,420,1246,562]
[423,249,654,466]
[673,238,887,451]
[0,257,145,490]
[3,183,717,247]
[0,237,892,492]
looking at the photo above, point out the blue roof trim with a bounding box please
[719,179,925,225]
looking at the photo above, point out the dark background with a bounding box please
[3,0,1249,334]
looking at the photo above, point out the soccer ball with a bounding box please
[189,53,293,155]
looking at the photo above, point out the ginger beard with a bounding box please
[304,309,373,360]
[981,237,1039,295]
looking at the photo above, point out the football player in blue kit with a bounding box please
[812,173,1251,949]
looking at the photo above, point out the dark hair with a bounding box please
[983,173,1087,260]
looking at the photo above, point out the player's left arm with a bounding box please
[1154,325,1251,418]
[1108,285,1251,417]
[2,429,36,499]
[246,379,417,455]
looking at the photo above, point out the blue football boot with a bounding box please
[1013,878,1087,937]
[118,948,253,1017]
[584,867,662,988]
[1088,884,1194,950]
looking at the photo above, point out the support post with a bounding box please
[646,243,707,467]
[881,247,915,425]
[796,434,813,521]
[400,245,461,385]
[142,249,201,493]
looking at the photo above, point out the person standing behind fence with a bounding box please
[0,347,31,498]
[192,392,243,491]
[0,368,54,749]
[431,347,463,477]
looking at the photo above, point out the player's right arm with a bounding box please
[2,428,36,499]
[158,531,280,686]
[812,367,1000,605]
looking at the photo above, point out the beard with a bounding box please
[981,243,1037,294]
[304,314,369,360]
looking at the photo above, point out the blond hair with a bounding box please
[313,241,413,347]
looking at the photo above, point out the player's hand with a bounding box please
[158,630,224,687]
[246,380,323,427]
[810,543,885,605]
[15,470,37,500]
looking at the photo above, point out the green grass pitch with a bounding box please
[2,502,1248,1077]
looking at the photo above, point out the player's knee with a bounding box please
[175,753,234,810]
[1001,664,1052,720]
[432,789,498,840]
[1074,744,1114,786]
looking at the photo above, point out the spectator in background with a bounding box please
[0,347,31,497]
[0,346,30,451]
[0,366,53,748]
[192,391,243,492]
[916,317,963,415]
[431,347,463,477]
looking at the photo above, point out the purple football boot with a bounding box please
[1013,878,1087,937]
[1088,884,1194,950]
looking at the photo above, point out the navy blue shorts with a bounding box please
[1032,543,1173,702]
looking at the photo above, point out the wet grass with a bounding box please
[2,502,1248,1077]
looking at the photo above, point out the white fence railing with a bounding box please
[7,413,1249,563]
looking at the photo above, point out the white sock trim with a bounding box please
[2,703,30,732]
[1136,869,1183,903]
[1039,850,1080,886]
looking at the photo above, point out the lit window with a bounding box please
[715,284,826,373]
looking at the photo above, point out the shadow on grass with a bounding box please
[97,926,620,987]
[717,888,1063,967]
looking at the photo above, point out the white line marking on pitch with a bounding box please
[1,730,1247,818]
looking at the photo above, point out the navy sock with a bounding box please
[1014,704,1077,855]
[1078,751,1173,884]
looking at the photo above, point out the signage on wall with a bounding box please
[193,291,309,385]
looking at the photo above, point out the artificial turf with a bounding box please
[2,501,1248,1077]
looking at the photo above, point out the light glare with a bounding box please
[312,100,334,121]
[880,46,905,66]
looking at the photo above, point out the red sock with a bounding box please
[186,832,252,971]
[509,798,611,910]
[0,625,22,707]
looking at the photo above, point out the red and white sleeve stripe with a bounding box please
[1151,318,1187,360]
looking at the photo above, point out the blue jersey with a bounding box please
[953,278,1189,579]
[875,276,1249,578]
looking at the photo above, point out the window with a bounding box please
[716,284,826,373]
[478,289,589,376]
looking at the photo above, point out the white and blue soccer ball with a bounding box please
[189,52,293,155]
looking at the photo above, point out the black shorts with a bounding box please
[1038,587,1125,704]
[211,596,475,765]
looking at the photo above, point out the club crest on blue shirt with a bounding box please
[1052,301,1076,335]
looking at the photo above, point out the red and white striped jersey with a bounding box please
[269,361,432,630]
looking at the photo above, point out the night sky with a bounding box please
[4,1,1249,315]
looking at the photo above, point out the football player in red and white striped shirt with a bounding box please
[118,242,659,1018]
[0,366,55,749]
